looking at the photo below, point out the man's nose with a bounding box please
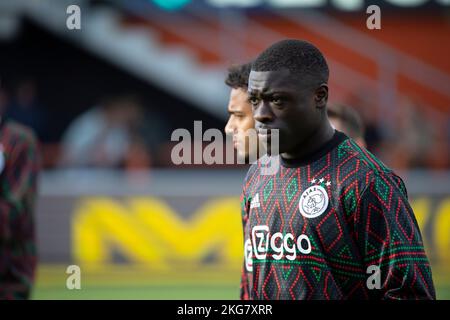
[224,119,234,135]
[253,102,273,124]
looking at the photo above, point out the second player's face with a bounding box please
[224,88,256,161]
[248,69,322,155]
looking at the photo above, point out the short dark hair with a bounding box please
[225,62,252,89]
[327,104,365,139]
[252,39,329,85]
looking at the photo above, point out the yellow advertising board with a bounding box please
[72,196,450,269]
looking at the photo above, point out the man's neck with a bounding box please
[281,121,335,161]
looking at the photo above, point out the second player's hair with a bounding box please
[225,62,252,89]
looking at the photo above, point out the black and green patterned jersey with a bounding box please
[0,120,40,299]
[240,130,435,300]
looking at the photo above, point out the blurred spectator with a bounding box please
[59,95,166,169]
[377,98,433,169]
[5,79,48,142]
[327,103,366,148]
[347,89,382,154]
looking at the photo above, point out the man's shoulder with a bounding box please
[246,154,279,176]
[243,157,262,185]
[336,138,393,176]
[335,138,407,196]
[242,154,276,193]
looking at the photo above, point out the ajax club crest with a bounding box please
[299,178,330,218]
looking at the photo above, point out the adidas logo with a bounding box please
[250,194,260,209]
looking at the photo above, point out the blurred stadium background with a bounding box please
[0,0,449,299]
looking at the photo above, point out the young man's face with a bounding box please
[224,88,257,161]
[248,69,324,155]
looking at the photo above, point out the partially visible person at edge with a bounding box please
[0,110,40,299]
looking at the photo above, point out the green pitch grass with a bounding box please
[34,285,238,300]
[32,264,450,300]
[32,265,240,300]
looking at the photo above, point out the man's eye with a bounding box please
[271,98,282,105]
[248,97,259,106]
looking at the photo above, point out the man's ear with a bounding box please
[314,84,328,109]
